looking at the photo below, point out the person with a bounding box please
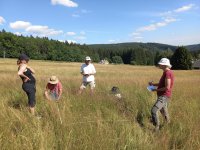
[78,56,96,95]
[45,76,63,101]
[149,58,174,131]
[17,54,36,115]
[110,86,122,99]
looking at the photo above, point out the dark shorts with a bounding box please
[22,83,36,107]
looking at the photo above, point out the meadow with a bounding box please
[0,58,200,150]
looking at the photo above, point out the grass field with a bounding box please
[0,58,200,150]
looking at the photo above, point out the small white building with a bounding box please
[193,60,200,69]
[99,59,109,65]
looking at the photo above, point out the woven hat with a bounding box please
[48,76,59,84]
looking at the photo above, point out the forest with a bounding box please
[0,29,200,66]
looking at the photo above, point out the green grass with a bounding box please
[0,58,200,150]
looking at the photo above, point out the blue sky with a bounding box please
[0,0,200,45]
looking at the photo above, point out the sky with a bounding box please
[0,0,200,46]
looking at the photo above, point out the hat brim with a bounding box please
[48,80,59,84]
[158,63,172,68]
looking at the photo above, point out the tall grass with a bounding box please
[0,58,200,149]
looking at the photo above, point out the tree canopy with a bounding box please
[171,47,192,70]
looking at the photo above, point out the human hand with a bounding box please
[84,74,90,77]
[24,77,30,82]
[152,88,157,92]
[149,81,153,86]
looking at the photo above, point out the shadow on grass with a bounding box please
[7,99,24,110]
[136,111,145,127]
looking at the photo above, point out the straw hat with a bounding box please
[158,58,172,68]
[48,76,59,84]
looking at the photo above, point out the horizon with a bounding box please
[0,0,200,46]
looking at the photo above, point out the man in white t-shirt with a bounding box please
[78,56,96,95]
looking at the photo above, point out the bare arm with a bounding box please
[57,88,62,100]
[44,85,50,100]
[18,64,30,82]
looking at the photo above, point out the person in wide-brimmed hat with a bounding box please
[148,58,174,131]
[78,56,96,95]
[45,76,63,101]
[17,53,36,115]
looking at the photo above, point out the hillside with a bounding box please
[88,42,177,51]
[186,44,200,51]
[0,59,200,149]
[89,42,200,52]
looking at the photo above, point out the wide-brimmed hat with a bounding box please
[18,53,29,61]
[158,58,172,68]
[85,56,91,61]
[48,76,59,84]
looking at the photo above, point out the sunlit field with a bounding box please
[0,58,200,150]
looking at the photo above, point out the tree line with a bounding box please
[0,29,199,69]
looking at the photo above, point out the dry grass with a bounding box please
[0,58,200,150]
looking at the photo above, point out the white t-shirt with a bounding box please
[80,63,96,82]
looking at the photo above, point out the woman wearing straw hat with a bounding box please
[45,76,63,101]
[149,58,174,131]
[17,54,36,115]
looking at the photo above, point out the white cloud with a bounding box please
[66,32,76,36]
[108,40,116,43]
[0,16,6,25]
[72,14,80,17]
[10,21,31,29]
[26,25,63,36]
[160,4,195,17]
[134,36,143,39]
[14,32,22,36]
[74,36,86,40]
[51,0,78,7]
[137,17,177,32]
[131,32,140,36]
[67,40,77,43]
[174,4,195,13]
[10,20,63,37]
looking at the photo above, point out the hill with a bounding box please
[186,44,200,51]
[88,42,177,52]
[89,42,200,52]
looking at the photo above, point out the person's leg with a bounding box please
[78,82,87,95]
[151,96,166,130]
[27,86,36,115]
[29,106,35,115]
[89,81,95,95]
[160,97,170,123]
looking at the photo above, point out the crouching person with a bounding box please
[45,76,63,101]
[110,86,122,99]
